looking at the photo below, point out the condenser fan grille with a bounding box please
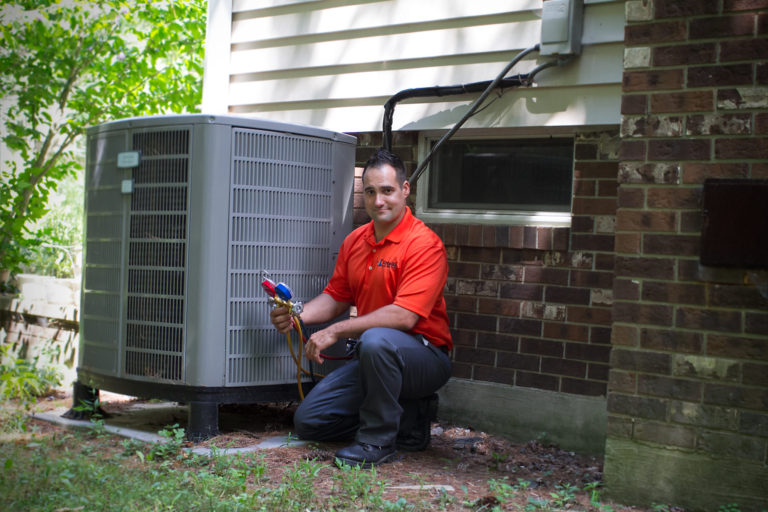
[124,129,190,382]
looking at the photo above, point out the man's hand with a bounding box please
[304,327,340,364]
[269,305,294,334]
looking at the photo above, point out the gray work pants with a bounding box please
[293,327,452,447]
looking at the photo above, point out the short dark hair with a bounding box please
[362,148,407,185]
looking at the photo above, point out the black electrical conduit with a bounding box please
[380,43,570,187]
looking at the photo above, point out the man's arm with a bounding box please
[269,292,349,333]
[304,304,418,364]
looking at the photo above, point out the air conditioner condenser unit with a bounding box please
[70,114,356,439]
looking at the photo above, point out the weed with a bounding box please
[488,477,518,503]
[718,505,741,512]
[0,345,61,403]
[145,424,185,461]
[584,480,603,505]
[550,482,578,507]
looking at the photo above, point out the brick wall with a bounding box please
[605,1,768,509]
[350,129,620,400]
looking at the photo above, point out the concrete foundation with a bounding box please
[438,378,607,455]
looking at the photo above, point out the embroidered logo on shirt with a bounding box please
[377,258,397,269]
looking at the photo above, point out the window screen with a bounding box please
[427,138,573,213]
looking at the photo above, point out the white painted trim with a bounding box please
[202,0,233,114]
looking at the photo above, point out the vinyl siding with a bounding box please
[203,0,625,132]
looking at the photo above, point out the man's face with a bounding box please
[363,164,410,232]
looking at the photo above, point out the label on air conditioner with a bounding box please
[117,151,141,168]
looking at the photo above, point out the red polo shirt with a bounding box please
[323,208,452,350]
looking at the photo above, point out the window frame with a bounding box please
[413,131,575,227]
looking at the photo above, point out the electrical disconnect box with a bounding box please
[540,0,584,56]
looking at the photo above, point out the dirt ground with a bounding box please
[25,390,658,511]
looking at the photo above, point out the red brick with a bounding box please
[567,306,612,325]
[753,162,768,178]
[574,178,597,197]
[542,357,587,378]
[626,21,687,44]
[760,12,768,34]
[676,307,743,332]
[575,143,598,160]
[690,14,757,39]
[496,352,539,371]
[642,281,706,305]
[454,347,495,365]
[480,263,523,281]
[609,370,637,393]
[523,266,569,285]
[571,216,594,233]
[643,234,700,257]
[746,312,768,334]
[570,234,615,252]
[544,322,589,342]
[611,324,639,346]
[446,295,477,313]
[615,256,676,279]
[553,228,569,251]
[620,140,647,160]
[449,261,480,278]
[610,348,672,374]
[687,64,753,87]
[708,334,768,360]
[653,43,716,66]
[451,363,472,379]
[595,254,615,271]
[687,113,752,136]
[457,313,497,332]
[508,226,524,248]
[716,137,768,159]
[565,342,611,363]
[614,279,641,301]
[638,375,702,401]
[562,378,607,397]
[641,327,703,353]
[756,113,768,134]
[478,298,520,316]
[709,284,768,310]
[546,286,591,305]
[651,91,714,113]
[619,162,682,185]
[680,211,702,232]
[646,187,701,209]
[498,283,542,302]
[618,187,646,208]
[759,63,768,85]
[622,94,648,115]
[623,70,684,92]
[591,326,612,344]
[655,0,718,17]
[682,162,748,183]
[704,383,768,409]
[570,269,614,289]
[480,332,519,351]
[521,338,564,357]
[499,317,542,336]
[608,394,668,420]
[725,0,768,11]
[468,225,483,246]
[615,233,641,254]
[648,139,711,161]
[720,39,768,62]
[616,210,677,232]
[614,302,674,326]
[574,161,620,179]
[572,197,617,215]
[598,180,618,197]
[460,247,500,263]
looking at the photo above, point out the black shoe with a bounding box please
[334,442,396,469]
[396,394,438,452]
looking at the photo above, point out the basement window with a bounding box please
[415,137,574,226]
